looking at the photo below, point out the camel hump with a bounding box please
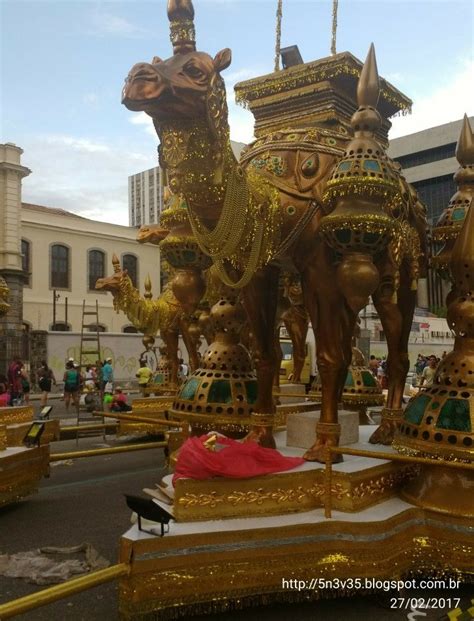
[240,127,347,201]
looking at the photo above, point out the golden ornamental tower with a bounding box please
[431,114,474,278]
[394,145,473,515]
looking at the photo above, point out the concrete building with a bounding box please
[128,166,165,228]
[21,203,160,333]
[0,142,162,380]
[0,143,31,372]
[387,117,474,310]
[388,117,474,225]
[128,141,247,227]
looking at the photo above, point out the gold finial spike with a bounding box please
[144,274,153,300]
[451,195,474,293]
[357,43,380,108]
[112,254,121,273]
[167,0,196,54]
[455,114,474,166]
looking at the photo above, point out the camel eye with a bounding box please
[184,64,205,79]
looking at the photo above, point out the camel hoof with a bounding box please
[303,444,343,463]
[244,428,276,449]
[369,420,398,445]
[259,430,276,449]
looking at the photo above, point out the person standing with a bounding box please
[37,361,56,406]
[63,361,80,413]
[368,355,379,377]
[420,355,438,388]
[136,360,153,396]
[7,358,23,405]
[19,364,31,405]
[0,382,10,407]
[102,357,114,392]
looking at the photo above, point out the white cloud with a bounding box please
[389,59,474,139]
[228,103,255,144]
[83,93,99,106]
[129,112,157,138]
[88,10,148,38]
[21,134,155,225]
[43,135,110,153]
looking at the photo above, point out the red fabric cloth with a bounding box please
[173,434,305,485]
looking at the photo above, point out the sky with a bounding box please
[1,0,473,225]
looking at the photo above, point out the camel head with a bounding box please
[95,270,128,293]
[137,224,171,245]
[122,0,231,129]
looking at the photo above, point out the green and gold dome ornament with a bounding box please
[169,295,258,438]
[394,180,473,517]
[319,44,405,313]
[310,328,384,410]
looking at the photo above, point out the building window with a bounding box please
[122,325,138,333]
[21,239,31,286]
[412,175,457,224]
[88,323,107,332]
[122,254,138,287]
[51,322,71,332]
[88,249,105,291]
[394,142,456,170]
[51,244,70,289]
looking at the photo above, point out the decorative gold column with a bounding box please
[431,115,474,279]
[158,193,211,315]
[393,120,474,516]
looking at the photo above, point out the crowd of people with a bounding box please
[1,350,446,411]
[0,358,34,407]
[366,352,445,391]
[0,356,121,412]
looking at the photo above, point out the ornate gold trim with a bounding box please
[118,508,471,620]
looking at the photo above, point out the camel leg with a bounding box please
[369,269,416,444]
[161,329,180,386]
[301,254,356,462]
[282,307,309,383]
[242,265,280,449]
[273,331,282,390]
[180,317,200,372]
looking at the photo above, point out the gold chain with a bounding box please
[188,166,282,289]
[187,167,249,259]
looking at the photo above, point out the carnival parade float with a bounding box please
[88,1,473,618]
[0,277,52,508]
[3,1,469,618]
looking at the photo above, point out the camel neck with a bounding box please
[157,120,236,222]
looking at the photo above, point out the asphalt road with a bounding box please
[0,435,167,621]
[0,428,471,620]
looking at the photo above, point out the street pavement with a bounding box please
[0,410,471,620]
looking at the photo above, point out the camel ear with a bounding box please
[213,48,231,73]
[151,56,162,64]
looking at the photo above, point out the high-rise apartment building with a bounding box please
[128,166,165,228]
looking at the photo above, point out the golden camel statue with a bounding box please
[95,255,201,386]
[122,0,427,461]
